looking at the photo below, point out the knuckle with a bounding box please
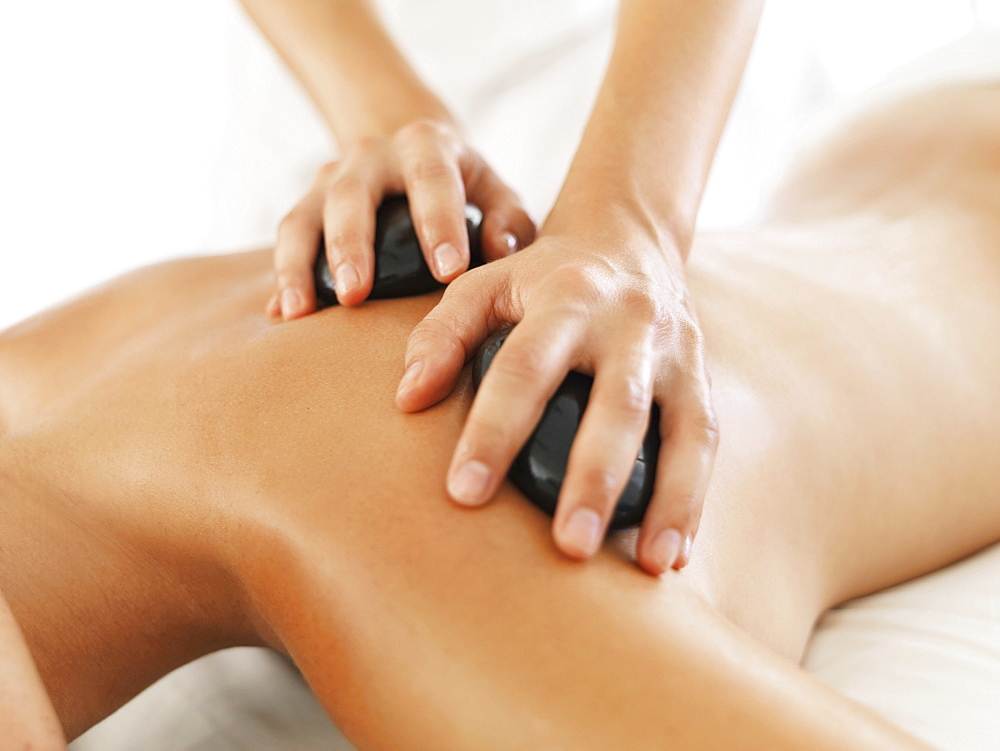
[348,136,383,159]
[681,387,719,447]
[467,409,514,445]
[619,287,661,322]
[396,119,439,142]
[440,265,482,299]
[459,151,487,189]
[444,265,477,292]
[463,423,517,466]
[317,161,340,181]
[516,210,538,242]
[408,315,462,356]
[548,264,603,301]
[658,491,701,525]
[611,377,653,420]
[698,408,721,448]
[324,173,364,202]
[408,158,459,186]
[491,341,551,384]
[325,226,366,254]
[440,266,505,317]
[576,465,624,505]
[275,269,308,289]
[278,208,310,237]
[676,316,705,350]
[416,218,457,250]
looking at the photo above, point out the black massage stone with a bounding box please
[472,328,660,531]
[314,195,485,306]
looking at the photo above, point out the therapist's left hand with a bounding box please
[395,203,719,575]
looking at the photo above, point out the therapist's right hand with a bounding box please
[266,119,536,319]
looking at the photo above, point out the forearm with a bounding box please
[552,0,763,257]
[237,0,456,144]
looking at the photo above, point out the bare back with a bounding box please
[1,84,999,746]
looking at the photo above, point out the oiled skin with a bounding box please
[1,85,999,748]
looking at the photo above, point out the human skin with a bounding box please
[239,0,765,572]
[0,590,64,749]
[1,84,1000,747]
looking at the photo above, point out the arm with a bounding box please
[552,0,764,256]
[235,0,452,143]
[0,383,928,750]
[403,0,762,573]
[0,252,929,747]
[0,458,257,741]
[237,0,535,317]
[0,589,65,750]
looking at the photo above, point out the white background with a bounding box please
[0,0,987,329]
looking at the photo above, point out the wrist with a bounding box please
[240,0,459,148]
[543,183,690,272]
[338,88,460,146]
[550,158,694,260]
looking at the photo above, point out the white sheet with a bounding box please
[70,543,1000,751]
[806,544,1000,750]
[1,1,995,748]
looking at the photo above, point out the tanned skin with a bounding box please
[1,84,999,748]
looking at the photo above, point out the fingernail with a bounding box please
[500,231,518,255]
[448,459,492,506]
[336,263,359,297]
[434,242,463,277]
[676,533,694,569]
[396,360,423,397]
[562,508,602,558]
[649,528,683,573]
[281,287,303,319]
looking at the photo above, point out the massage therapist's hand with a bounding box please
[396,204,719,575]
[266,119,536,319]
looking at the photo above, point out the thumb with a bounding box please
[396,265,512,412]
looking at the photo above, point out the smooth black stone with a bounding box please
[314,196,484,307]
[473,328,661,531]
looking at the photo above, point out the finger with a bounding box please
[552,342,656,560]
[464,161,536,261]
[636,383,719,575]
[265,292,281,320]
[322,154,390,306]
[274,193,323,320]
[396,264,514,412]
[445,305,588,508]
[396,122,470,282]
